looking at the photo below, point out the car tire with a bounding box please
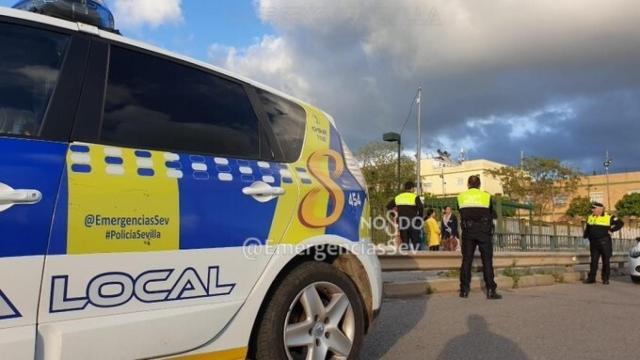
[631,276,640,284]
[252,261,366,360]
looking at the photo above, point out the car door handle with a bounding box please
[242,181,285,202]
[0,182,42,212]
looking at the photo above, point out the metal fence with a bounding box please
[493,233,636,253]
[371,217,639,253]
[502,218,640,240]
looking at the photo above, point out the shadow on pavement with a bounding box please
[360,296,428,359]
[437,314,528,360]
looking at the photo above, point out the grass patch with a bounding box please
[444,269,460,278]
[502,261,521,288]
[502,267,521,288]
[551,271,565,283]
[502,265,568,287]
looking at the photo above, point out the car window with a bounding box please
[0,22,69,138]
[102,46,260,158]
[256,89,306,163]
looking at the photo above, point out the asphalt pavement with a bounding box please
[362,276,640,360]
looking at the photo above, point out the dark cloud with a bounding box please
[210,0,640,172]
[433,90,640,173]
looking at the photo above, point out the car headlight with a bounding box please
[630,250,640,259]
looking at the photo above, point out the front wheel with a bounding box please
[253,261,366,360]
[631,276,640,284]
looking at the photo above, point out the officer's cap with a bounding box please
[591,202,604,209]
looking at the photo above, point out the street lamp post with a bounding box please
[604,151,613,209]
[416,87,423,196]
[440,166,446,197]
[383,132,402,192]
[391,86,423,194]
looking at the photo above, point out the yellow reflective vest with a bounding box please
[457,188,491,209]
[587,214,612,227]
[395,192,418,206]
[584,213,624,240]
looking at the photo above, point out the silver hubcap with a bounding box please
[284,282,355,360]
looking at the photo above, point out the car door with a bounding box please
[0,18,88,360]
[37,41,298,360]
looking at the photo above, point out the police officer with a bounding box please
[583,202,624,285]
[457,175,501,299]
[386,181,424,249]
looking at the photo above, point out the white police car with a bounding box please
[0,1,382,359]
[629,238,640,284]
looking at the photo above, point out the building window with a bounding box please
[554,195,568,206]
[424,182,432,189]
[590,192,604,204]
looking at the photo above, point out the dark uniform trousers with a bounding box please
[460,227,497,293]
[588,236,613,281]
[399,225,421,248]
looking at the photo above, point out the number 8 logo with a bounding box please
[298,149,345,228]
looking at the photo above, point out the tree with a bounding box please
[484,166,529,200]
[486,157,582,217]
[615,193,640,217]
[566,196,593,218]
[356,141,416,216]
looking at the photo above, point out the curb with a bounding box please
[383,272,584,298]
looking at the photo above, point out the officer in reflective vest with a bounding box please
[457,175,501,299]
[386,181,424,248]
[583,202,624,284]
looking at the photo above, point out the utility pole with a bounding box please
[604,150,613,209]
[416,87,422,196]
[396,138,401,192]
[441,166,446,197]
[383,132,402,192]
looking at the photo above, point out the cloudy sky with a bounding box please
[3,0,638,174]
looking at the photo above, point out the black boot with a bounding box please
[603,279,610,285]
[486,289,502,300]
[459,290,469,298]
[583,278,596,284]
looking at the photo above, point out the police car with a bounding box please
[629,238,640,284]
[0,1,382,359]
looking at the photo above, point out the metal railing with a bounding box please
[372,227,637,253]
[493,233,636,253]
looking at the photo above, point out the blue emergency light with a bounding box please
[13,0,118,33]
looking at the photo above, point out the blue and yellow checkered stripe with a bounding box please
[48,144,287,255]
[45,104,366,256]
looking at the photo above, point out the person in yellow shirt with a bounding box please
[425,209,441,251]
